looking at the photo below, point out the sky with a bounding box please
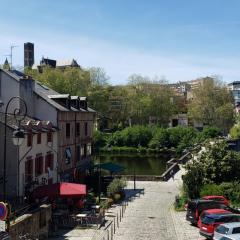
[1,0,240,84]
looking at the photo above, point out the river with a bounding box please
[93,152,171,175]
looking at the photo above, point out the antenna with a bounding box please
[10,45,19,70]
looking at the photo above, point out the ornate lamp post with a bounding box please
[3,96,27,202]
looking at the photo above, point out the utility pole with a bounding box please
[10,45,18,70]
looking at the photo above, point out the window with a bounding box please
[84,122,88,136]
[47,132,52,143]
[76,145,81,161]
[84,144,87,157]
[66,123,70,138]
[45,153,54,173]
[76,123,80,137]
[35,154,43,176]
[27,133,32,147]
[87,144,91,155]
[25,157,33,183]
[65,147,72,164]
[37,133,41,144]
[232,227,240,234]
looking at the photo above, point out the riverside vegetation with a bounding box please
[176,140,240,210]
[93,125,221,156]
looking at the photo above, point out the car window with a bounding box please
[213,197,223,201]
[216,225,229,234]
[202,216,215,225]
[188,201,196,210]
[198,202,222,212]
[232,227,240,234]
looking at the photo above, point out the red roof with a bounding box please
[32,182,87,199]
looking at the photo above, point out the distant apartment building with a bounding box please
[0,68,95,192]
[227,81,240,113]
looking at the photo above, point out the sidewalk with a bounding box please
[50,167,202,240]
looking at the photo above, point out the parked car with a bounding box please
[200,214,240,239]
[202,196,230,206]
[184,195,229,210]
[218,234,240,240]
[186,199,229,225]
[198,209,231,228]
[214,222,240,240]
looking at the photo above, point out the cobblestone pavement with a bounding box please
[50,168,205,240]
[112,169,205,240]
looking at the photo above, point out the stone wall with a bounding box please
[9,204,51,240]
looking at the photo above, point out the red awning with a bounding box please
[32,182,87,199]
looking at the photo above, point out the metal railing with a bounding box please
[91,189,144,240]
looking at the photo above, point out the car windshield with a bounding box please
[216,225,229,234]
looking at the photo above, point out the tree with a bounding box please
[127,74,175,126]
[188,77,234,133]
[26,66,91,96]
[88,67,109,86]
[183,140,240,198]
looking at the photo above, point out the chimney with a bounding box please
[19,76,35,117]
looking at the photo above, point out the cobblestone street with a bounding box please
[50,169,205,240]
[112,170,205,240]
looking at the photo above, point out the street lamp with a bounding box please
[3,96,27,202]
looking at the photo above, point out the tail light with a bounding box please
[195,209,199,219]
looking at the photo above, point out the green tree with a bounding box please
[183,140,240,198]
[188,77,234,133]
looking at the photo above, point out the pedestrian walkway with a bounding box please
[50,167,203,240]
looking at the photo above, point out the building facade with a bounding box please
[0,115,58,199]
[0,68,95,188]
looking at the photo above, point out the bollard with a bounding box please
[111,223,113,240]
[107,229,109,240]
[114,217,116,233]
[117,213,119,228]
[120,208,122,222]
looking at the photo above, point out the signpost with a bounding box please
[0,220,6,231]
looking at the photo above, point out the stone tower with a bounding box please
[24,42,34,68]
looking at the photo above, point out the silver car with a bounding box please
[218,234,240,240]
[214,223,240,240]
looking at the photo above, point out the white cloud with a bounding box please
[0,30,240,85]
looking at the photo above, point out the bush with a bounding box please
[198,126,221,141]
[199,182,240,207]
[200,184,222,197]
[230,125,240,139]
[148,128,169,149]
[107,178,127,197]
[93,130,107,150]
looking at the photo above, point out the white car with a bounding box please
[214,223,240,240]
[218,234,240,240]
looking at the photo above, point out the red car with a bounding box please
[202,196,230,206]
[200,213,240,239]
[197,208,231,228]
[185,195,229,210]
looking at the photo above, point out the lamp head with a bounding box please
[12,128,25,146]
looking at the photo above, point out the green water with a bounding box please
[93,152,171,175]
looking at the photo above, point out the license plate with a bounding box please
[202,227,207,230]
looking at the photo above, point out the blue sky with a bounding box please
[1,0,240,84]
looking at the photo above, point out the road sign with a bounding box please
[0,202,8,221]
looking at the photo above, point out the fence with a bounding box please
[91,189,144,240]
